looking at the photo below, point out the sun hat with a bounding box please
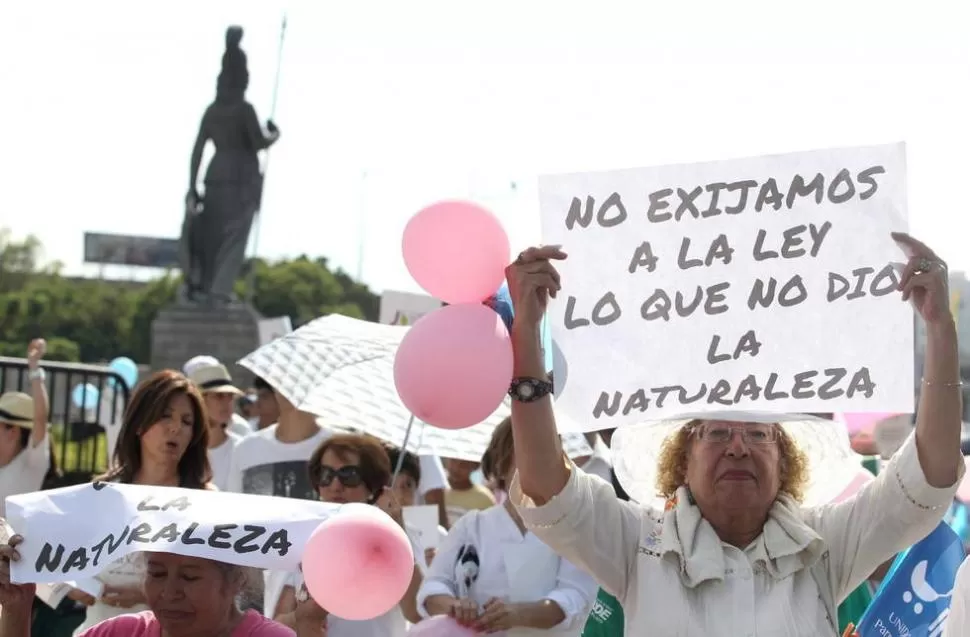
[611,410,861,509]
[0,392,35,430]
[187,363,244,396]
[183,355,221,376]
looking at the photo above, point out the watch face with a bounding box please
[518,383,535,398]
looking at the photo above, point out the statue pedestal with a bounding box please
[151,302,262,383]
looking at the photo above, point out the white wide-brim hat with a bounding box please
[611,410,861,509]
[0,392,35,430]
[187,363,244,397]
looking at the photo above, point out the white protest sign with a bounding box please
[6,482,340,584]
[539,143,913,430]
[258,316,294,346]
[379,290,442,326]
[403,505,441,550]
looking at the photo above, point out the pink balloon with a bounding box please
[830,467,876,504]
[403,201,510,304]
[394,304,513,430]
[409,616,479,637]
[841,412,902,435]
[303,504,414,620]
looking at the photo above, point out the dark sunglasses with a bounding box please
[316,465,363,488]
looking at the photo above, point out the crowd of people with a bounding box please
[0,234,967,636]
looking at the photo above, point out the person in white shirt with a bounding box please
[418,417,597,637]
[273,433,424,637]
[503,238,965,636]
[186,362,245,490]
[182,355,251,437]
[226,377,332,613]
[946,555,970,637]
[0,339,52,517]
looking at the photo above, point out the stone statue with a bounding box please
[180,26,280,305]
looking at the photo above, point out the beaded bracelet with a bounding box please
[921,378,964,387]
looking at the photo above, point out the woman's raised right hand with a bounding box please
[504,245,566,330]
[0,535,35,609]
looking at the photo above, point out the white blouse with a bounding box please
[416,504,597,637]
[511,433,963,637]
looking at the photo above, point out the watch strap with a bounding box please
[509,377,554,403]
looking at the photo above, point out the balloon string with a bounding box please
[392,414,416,485]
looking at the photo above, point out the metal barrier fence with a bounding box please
[0,356,131,488]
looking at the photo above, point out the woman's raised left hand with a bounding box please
[26,339,46,370]
[893,232,951,326]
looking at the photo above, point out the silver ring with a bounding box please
[914,257,933,275]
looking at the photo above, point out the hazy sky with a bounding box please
[2,0,969,295]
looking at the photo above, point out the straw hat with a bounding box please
[611,410,860,509]
[187,363,244,396]
[0,392,35,430]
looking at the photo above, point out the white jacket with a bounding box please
[511,433,962,636]
[945,556,970,637]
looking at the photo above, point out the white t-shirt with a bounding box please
[226,424,331,498]
[0,431,50,518]
[229,413,253,438]
[945,555,970,637]
[207,431,242,491]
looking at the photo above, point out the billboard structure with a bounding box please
[83,233,180,269]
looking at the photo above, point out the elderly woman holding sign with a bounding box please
[502,234,965,636]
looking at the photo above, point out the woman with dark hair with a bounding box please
[418,418,597,636]
[98,370,212,489]
[183,26,281,304]
[384,444,422,507]
[273,434,424,637]
[71,370,213,635]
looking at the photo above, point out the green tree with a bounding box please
[0,229,380,364]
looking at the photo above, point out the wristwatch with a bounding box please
[27,368,46,382]
[508,377,554,403]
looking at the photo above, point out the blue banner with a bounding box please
[858,522,966,637]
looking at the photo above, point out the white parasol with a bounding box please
[238,314,593,462]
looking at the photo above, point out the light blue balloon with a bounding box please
[470,468,485,486]
[498,282,556,373]
[108,357,138,390]
[72,383,100,410]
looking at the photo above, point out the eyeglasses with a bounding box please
[693,424,778,444]
[316,465,364,488]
